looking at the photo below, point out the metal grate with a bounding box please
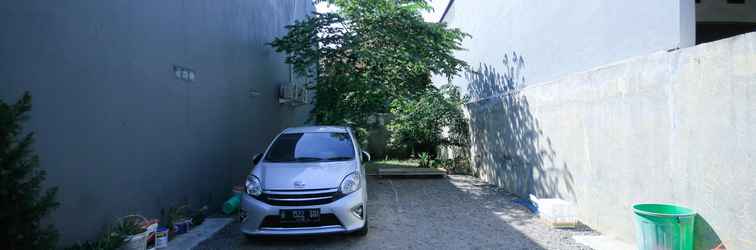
[258,188,342,206]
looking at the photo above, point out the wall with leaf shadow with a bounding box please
[459,33,756,249]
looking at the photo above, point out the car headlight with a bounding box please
[245,175,262,197]
[339,172,361,194]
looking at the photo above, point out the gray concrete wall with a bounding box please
[697,0,756,23]
[0,0,313,244]
[464,33,756,249]
[434,0,695,90]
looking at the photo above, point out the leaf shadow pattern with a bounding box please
[463,52,576,201]
[695,215,725,250]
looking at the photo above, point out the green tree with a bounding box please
[386,84,468,157]
[270,0,468,128]
[0,92,59,250]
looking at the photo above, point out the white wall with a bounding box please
[434,0,695,92]
[466,32,756,249]
[435,1,754,248]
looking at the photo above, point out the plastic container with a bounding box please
[173,219,192,234]
[532,197,578,228]
[633,203,696,250]
[155,227,168,249]
[223,191,242,215]
[121,231,147,250]
[143,220,158,250]
[119,215,149,250]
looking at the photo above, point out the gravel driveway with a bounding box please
[196,175,595,250]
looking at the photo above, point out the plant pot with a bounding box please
[155,227,169,249]
[173,219,192,235]
[117,215,149,250]
[120,231,147,250]
[167,228,176,240]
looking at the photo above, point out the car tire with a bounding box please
[353,218,368,236]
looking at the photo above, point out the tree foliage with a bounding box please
[386,84,468,157]
[270,0,469,127]
[0,92,59,250]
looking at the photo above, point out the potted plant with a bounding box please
[161,205,192,237]
[114,215,148,250]
[159,208,176,240]
[190,205,208,226]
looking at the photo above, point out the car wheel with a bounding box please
[353,218,368,236]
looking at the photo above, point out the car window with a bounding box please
[264,132,355,162]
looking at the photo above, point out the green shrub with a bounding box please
[113,216,145,236]
[387,84,469,159]
[190,205,208,226]
[432,158,453,169]
[160,205,187,231]
[63,229,124,250]
[0,92,59,250]
[450,155,472,175]
[418,152,432,168]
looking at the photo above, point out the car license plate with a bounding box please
[280,209,320,223]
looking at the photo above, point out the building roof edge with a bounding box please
[438,0,455,23]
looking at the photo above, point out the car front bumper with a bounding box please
[239,190,366,236]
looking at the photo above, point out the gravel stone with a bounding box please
[195,175,596,250]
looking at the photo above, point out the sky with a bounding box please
[315,0,451,23]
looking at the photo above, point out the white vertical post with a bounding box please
[678,0,696,47]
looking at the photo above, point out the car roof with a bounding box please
[282,126,349,134]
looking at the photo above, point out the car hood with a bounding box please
[258,161,357,190]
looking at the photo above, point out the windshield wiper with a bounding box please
[294,157,325,162]
[265,159,289,162]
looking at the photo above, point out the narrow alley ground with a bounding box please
[196,175,596,250]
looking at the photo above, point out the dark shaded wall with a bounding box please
[697,22,756,44]
[0,0,313,244]
[696,0,756,44]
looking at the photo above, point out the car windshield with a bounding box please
[264,132,355,162]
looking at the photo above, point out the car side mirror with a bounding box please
[361,151,371,163]
[252,153,262,165]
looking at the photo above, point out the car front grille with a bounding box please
[259,214,342,228]
[258,188,341,206]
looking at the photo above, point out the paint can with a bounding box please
[174,219,192,234]
[155,227,169,249]
[144,220,158,250]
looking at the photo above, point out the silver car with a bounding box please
[240,126,369,237]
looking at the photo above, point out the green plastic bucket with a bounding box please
[633,203,696,250]
[222,193,241,215]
